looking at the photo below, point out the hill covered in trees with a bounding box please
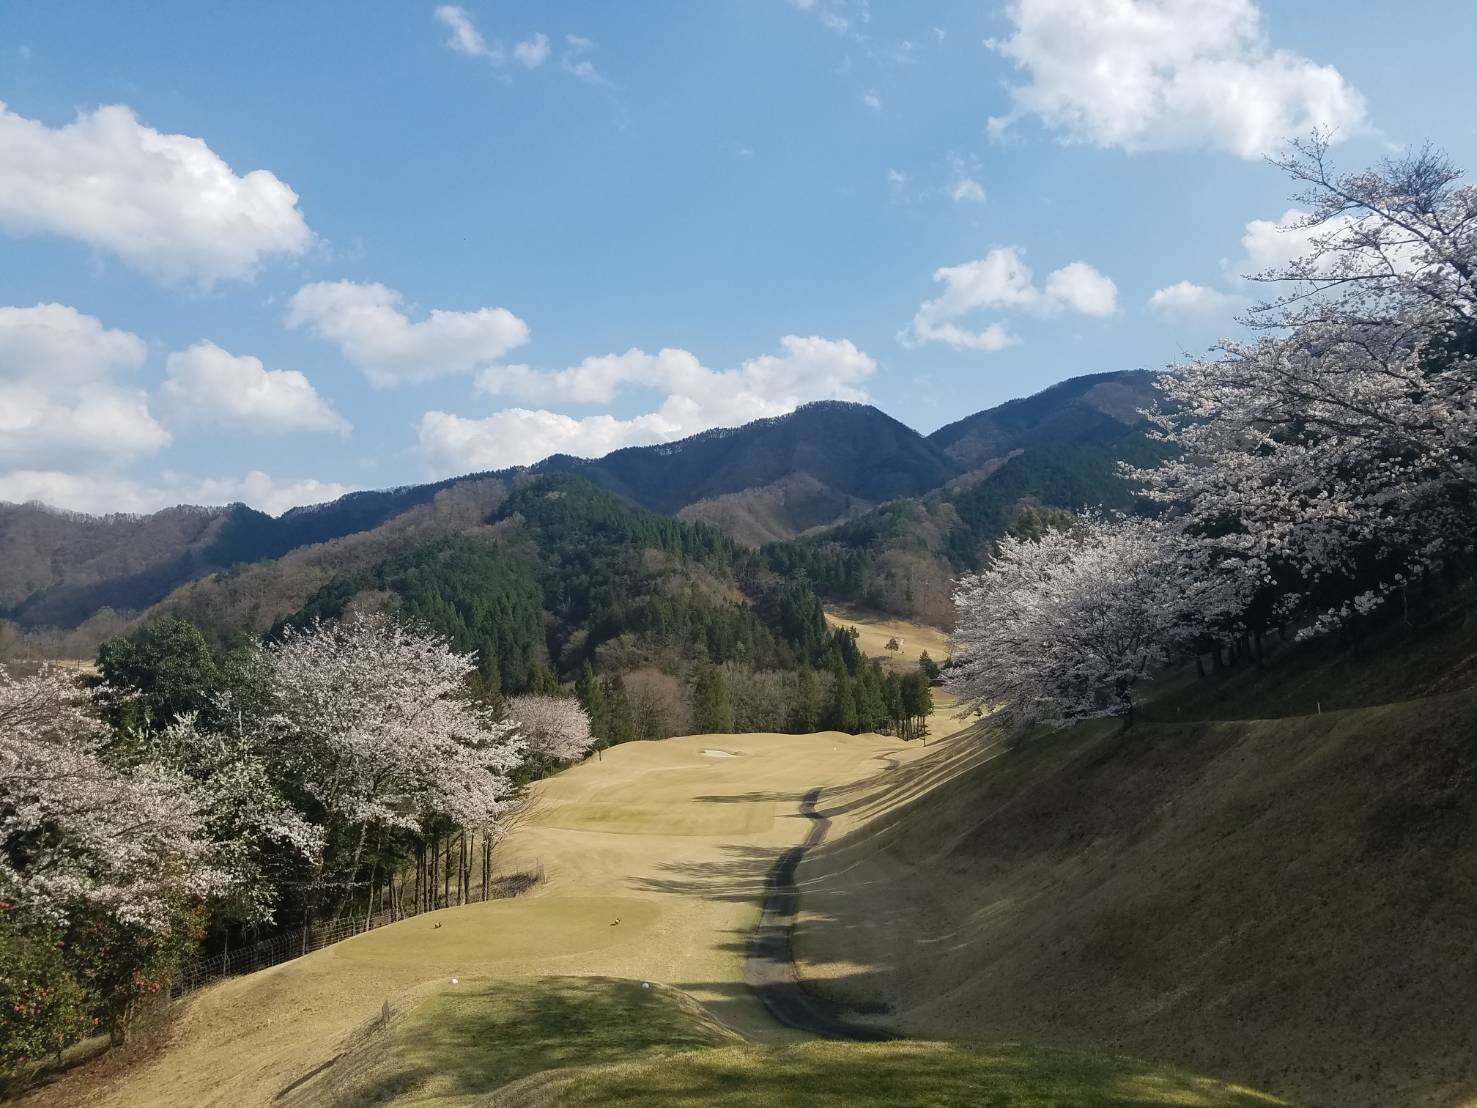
[0,372,1154,641]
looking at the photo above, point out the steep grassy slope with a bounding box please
[794,599,1477,1108]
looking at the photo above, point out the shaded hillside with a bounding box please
[0,476,487,631]
[927,369,1157,470]
[767,430,1168,627]
[0,502,234,626]
[141,477,512,647]
[796,589,1477,1108]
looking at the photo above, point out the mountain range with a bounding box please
[0,369,1159,644]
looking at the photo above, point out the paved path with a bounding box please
[744,787,898,1041]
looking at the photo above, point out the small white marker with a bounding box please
[450,977,459,985]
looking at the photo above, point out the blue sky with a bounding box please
[1,0,1474,514]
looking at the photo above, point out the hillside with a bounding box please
[767,429,1166,627]
[0,374,1155,640]
[792,591,1477,1108]
[926,369,1157,470]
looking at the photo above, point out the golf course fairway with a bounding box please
[39,708,1285,1106]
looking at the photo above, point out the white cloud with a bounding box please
[0,303,168,466]
[1044,261,1118,317]
[1232,206,1328,277]
[513,33,551,68]
[421,335,876,475]
[1147,280,1245,320]
[0,102,311,286]
[0,469,351,517]
[0,301,146,385]
[160,341,349,435]
[436,8,555,75]
[945,153,986,204]
[285,280,530,387]
[561,35,607,85]
[950,178,986,204]
[987,0,1367,158]
[862,90,882,112]
[787,0,852,34]
[434,5,495,59]
[172,471,352,516]
[902,247,1117,350]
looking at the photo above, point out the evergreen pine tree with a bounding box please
[789,665,819,733]
[576,662,610,739]
[693,665,735,733]
[825,670,859,733]
[605,675,638,746]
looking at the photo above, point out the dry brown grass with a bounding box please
[793,684,1477,1108]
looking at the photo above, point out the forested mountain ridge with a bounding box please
[768,423,1170,626]
[0,371,1155,638]
[927,369,1157,469]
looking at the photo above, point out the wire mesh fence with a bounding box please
[170,860,544,999]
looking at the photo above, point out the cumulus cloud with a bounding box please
[1147,280,1245,320]
[421,335,876,475]
[160,341,349,435]
[0,102,311,286]
[987,0,1367,158]
[902,247,1117,350]
[0,303,168,467]
[0,469,351,517]
[1044,261,1119,316]
[285,280,530,387]
[861,90,883,112]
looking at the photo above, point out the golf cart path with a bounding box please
[743,786,898,1042]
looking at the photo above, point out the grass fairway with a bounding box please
[823,607,950,670]
[500,1040,1289,1107]
[38,616,1289,1107]
[278,976,740,1106]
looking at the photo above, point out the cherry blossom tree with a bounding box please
[0,664,228,934]
[262,614,525,908]
[0,664,234,1042]
[948,517,1241,733]
[1135,137,1477,635]
[504,694,594,771]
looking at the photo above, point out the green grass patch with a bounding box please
[279,975,740,1106]
[505,1040,1291,1107]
